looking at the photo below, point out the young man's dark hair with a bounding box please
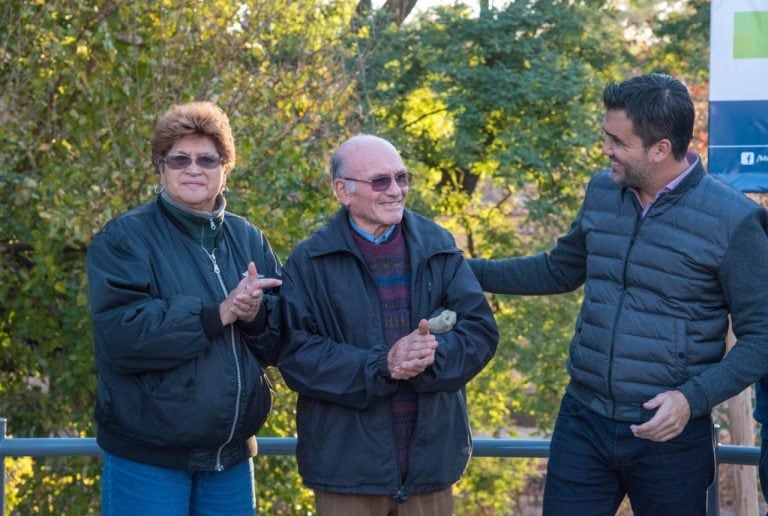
[603,73,694,160]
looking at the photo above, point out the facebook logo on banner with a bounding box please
[741,152,755,165]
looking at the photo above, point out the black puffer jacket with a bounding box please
[470,159,768,422]
[87,196,282,471]
[278,207,499,499]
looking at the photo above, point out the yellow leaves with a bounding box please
[402,87,454,140]
[4,457,35,508]
[37,138,74,155]
[474,159,501,176]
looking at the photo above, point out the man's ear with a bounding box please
[651,139,673,163]
[333,178,351,206]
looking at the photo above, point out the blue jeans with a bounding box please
[101,452,256,515]
[543,393,714,516]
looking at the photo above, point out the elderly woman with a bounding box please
[87,101,282,514]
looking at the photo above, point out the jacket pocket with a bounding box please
[243,372,273,436]
[136,359,197,401]
[673,317,688,379]
[122,358,227,447]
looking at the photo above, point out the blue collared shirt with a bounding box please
[349,216,396,244]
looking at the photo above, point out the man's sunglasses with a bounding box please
[340,172,412,192]
[162,154,223,170]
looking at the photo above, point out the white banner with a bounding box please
[709,0,768,189]
[710,0,768,101]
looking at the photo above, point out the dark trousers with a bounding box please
[543,393,715,516]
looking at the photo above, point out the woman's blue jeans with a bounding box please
[543,393,715,516]
[101,452,256,515]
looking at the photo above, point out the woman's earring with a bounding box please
[154,183,164,194]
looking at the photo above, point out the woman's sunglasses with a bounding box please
[163,154,223,170]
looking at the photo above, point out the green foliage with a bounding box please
[1,0,710,513]
[625,0,710,82]
[358,0,620,218]
[2,0,358,512]
[9,457,101,514]
[354,0,621,504]
[456,456,537,513]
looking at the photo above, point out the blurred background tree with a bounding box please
[0,0,709,513]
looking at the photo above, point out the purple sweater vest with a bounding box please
[353,228,416,481]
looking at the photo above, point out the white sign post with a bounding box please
[710,0,768,191]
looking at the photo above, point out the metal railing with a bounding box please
[0,417,759,514]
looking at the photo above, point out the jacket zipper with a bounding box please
[607,213,643,418]
[392,275,433,501]
[361,248,445,498]
[203,247,243,471]
[357,253,406,496]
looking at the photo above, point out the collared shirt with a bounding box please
[349,216,396,244]
[632,151,698,217]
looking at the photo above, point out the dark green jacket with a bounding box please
[87,197,282,471]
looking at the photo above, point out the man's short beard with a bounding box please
[610,167,651,190]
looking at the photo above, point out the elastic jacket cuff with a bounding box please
[237,304,268,335]
[679,382,708,419]
[201,303,226,340]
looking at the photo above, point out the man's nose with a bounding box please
[601,138,613,156]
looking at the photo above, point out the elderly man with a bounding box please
[278,134,499,515]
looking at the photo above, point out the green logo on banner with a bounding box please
[734,11,768,58]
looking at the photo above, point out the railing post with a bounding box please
[1,417,7,516]
[707,424,720,515]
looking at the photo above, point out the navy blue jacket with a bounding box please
[471,159,768,422]
[87,197,282,471]
[278,207,498,498]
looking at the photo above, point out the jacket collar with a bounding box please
[649,154,706,206]
[667,154,706,194]
[157,193,226,250]
[620,154,707,209]
[304,206,455,260]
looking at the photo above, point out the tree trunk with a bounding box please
[382,0,419,25]
[355,0,417,27]
[725,324,759,515]
[356,0,372,16]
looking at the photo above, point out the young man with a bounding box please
[470,73,768,514]
[278,134,499,515]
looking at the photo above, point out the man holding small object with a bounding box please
[278,134,498,515]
